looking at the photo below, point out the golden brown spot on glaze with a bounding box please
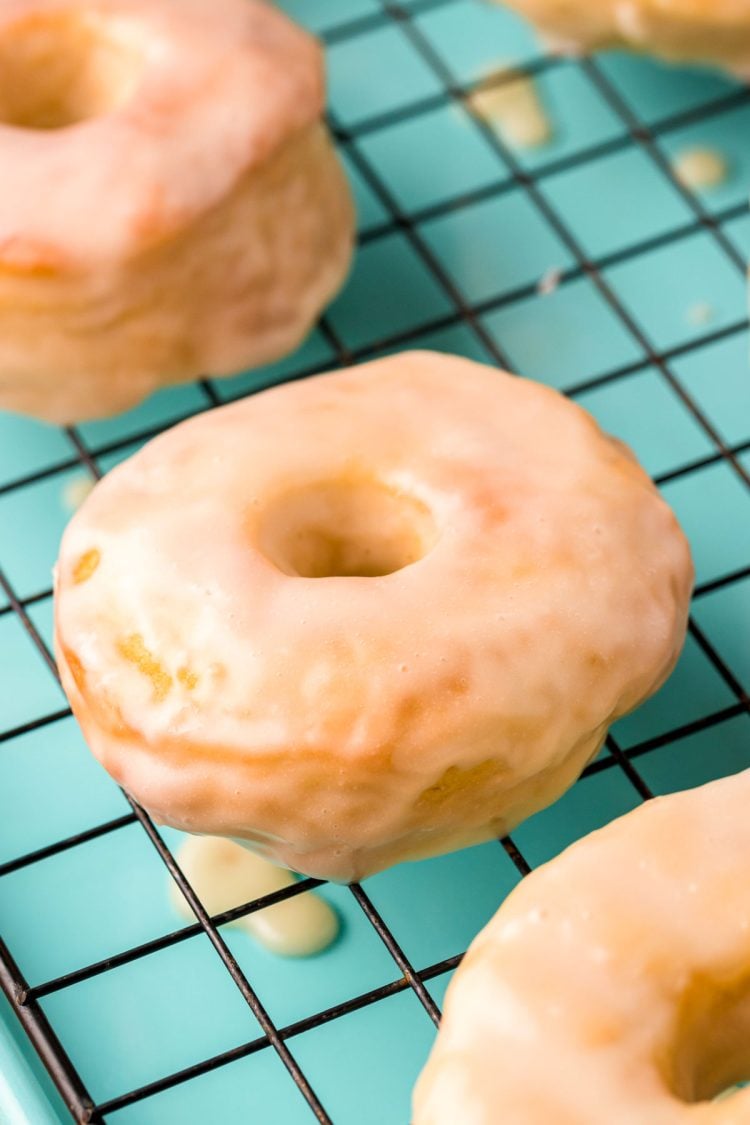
[208,661,228,684]
[0,235,66,276]
[177,666,199,690]
[396,693,424,727]
[65,648,86,692]
[467,481,509,531]
[418,760,502,808]
[72,547,100,585]
[443,673,470,697]
[117,633,172,701]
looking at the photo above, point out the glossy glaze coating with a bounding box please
[501,0,750,75]
[0,0,353,421]
[414,769,750,1123]
[55,352,692,881]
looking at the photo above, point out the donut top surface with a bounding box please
[0,0,322,266]
[54,353,693,879]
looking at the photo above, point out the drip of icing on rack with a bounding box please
[170,835,339,957]
[62,474,95,511]
[466,63,553,149]
[671,146,728,192]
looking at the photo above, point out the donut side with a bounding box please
[0,121,353,422]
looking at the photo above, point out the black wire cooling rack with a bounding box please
[1,1,750,1122]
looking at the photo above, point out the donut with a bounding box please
[0,0,353,423]
[500,0,750,76]
[413,769,750,1124]
[53,351,693,883]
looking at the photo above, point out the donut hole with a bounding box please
[671,976,750,1104]
[258,479,438,578]
[714,1084,747,1103]
[0,11,145,130]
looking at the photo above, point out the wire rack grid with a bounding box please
[1,0,750,1122]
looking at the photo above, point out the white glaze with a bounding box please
[467,68,552,148]
[170,835,338,957]
[536,266,563,296]
[414,770,750,1123]
[673,147,729,191]
[0,0,353,422]
[54,352,693,882]
[62,475,95,511]
[687,301,716,326]
[498,0,750,75]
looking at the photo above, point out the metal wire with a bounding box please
[1,1,750,1121]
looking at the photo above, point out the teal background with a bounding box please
[1,0,749,1121]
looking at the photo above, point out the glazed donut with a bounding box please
[500,0,750,77]
[0,0,353,423]
[413,769,750,1124]
[53,352,692,883]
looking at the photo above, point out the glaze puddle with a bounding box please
[467,65,553,149]
[170,835,338,957]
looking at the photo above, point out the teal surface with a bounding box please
[421,189,574,302]
[603,231,747,351]
[501,63,625,169]
[357,103,507,214]
[1,1,750,1123]
[0,992,66,1125]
